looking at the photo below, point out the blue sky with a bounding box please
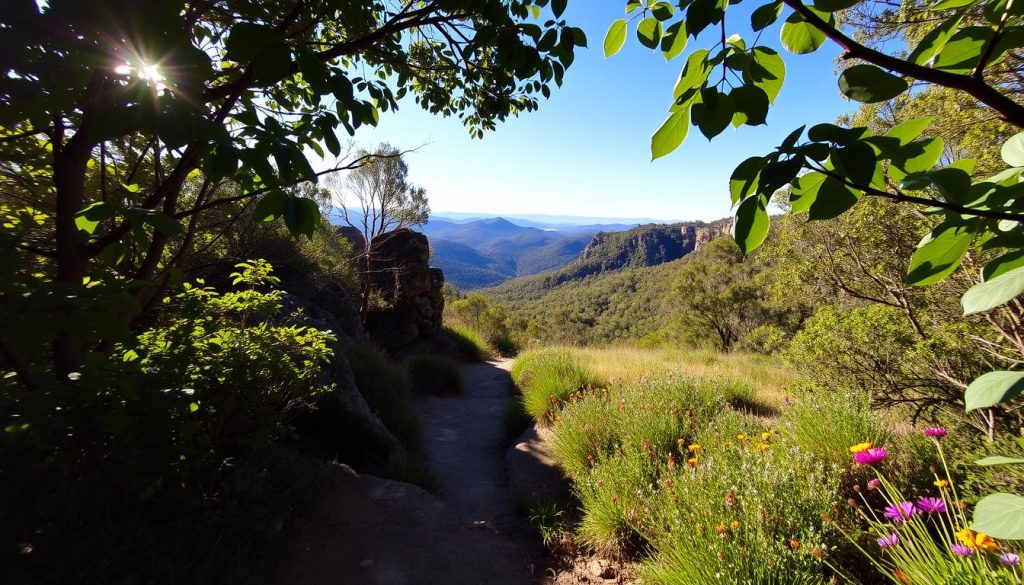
[350,2,855,222]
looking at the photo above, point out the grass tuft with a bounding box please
[443,326,490,362]
[511,348,602,422]
[342,342,421,452]
[406,354,463,396]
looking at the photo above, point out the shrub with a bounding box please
[512,348,601,422]
[406,354,463,396]
[342,343,421,452]
[443,325,489,362]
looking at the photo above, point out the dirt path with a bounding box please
[263,360,545,585]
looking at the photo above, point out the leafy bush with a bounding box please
[406,354,463,396]
[444,293,522,356]
[443,325,489,362]
[1,260,335,584]
[512,348,601,422]
[342,343,421,452]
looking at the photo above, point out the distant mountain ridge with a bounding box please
[481,218,733,302]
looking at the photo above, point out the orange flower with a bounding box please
[687,457,698,469]
[667,457,678,470]
[715,524,727,534]
[849,442,873,453]
[895,568,911,585]
[956,529,999,551]
[789,539,801,550]
[688,443,702,453]
[934,479,949,489]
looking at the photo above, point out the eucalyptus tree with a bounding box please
[0,0,585,379]
[603,0,1024,539]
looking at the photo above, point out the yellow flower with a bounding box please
[761,431,772,440]
[934,479,949,489]
[688,443,702,453]
[756,442,771,452]
[687,457,698,469]
[730,520,741,530]
[849,442,873,453]
[957,529,999,551]
[737,434,748,442]
[676,438,685,447]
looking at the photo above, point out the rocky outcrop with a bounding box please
[364,228,445,349]
[686,217,733,253]
[335,225,367,259]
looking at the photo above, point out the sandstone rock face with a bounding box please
[686,217,733,253]
[365,228,445,349]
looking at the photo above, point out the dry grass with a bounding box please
[562,346,796,408]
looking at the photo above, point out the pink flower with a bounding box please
[916,497,946,514]
[877,533,900,549]
[951,544,974,557]
[1000,553,1021,566]
[923,427,948,438]
[884,501,917,523]
[853,447,888,466]
[867,478,882,490]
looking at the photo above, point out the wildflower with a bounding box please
[761,431,772,440]
[877,533,900,549]
[725,490,735,509]
[667,457,678,470]
[715,524,727,534]
[884,501,917,523]
[847,498,858,508]
[676,438,684,447]
[894,568,911,585]
[688,443,702,453]
[730,520,741,530]
[951,544,974,557]
[783,395,793,407]
[867,478,882,490]
[663,478,673,487]
[789,539,801,550]
[956,529,999,551]
[853,447,888,466]
[923,427,948,438]
[611,495,618,503]
[757,507,766,523]
[737,434,747,442]
[916,497,947,514]
[687,457,697,469]
[811,546,824,559]
[1000,553,1021,566]
[756,442,770,452]
[849,442,873,453]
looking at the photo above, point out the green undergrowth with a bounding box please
[342,343,421,452]
[443,325,490,362]
[511,346,935,583]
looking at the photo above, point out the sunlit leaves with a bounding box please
[692,88,735,139]
[661,21,688,61]
[906,218,976,285]
[751,1,783,31]
[730,85,770,126]
[884,116,934,145]
[934,26,992,73]
[733,194,770,253]
[688,0,727,38]
[908,9,967,65]
[730,156,765,204]
[832,141,877,185]
[808,176,860,220]
[605,19,628,57]
[637,17,663,49]
[972,494,1024,539]
[1001,131,1024,166]
[963,266,1024,315]
[651,109,690,160]
[780,9,831,54]
[965,370,1024,410]
[838,64,909,103]
[745,47,786,103]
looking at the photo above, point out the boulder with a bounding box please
[364,228,445,350]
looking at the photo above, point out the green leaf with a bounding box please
[673,49,711,98]
[636,17,663,49]
[906,219,975,285]
[808,123,868,144]
[75,202,116,235]
[976,456,1024,466]
[1002,131,1024,167]
[661,21,688,61]
[687,0,727,38]
[831,141,877,186]
[908,9,967,65]
[126,208,184,237]
[730,156,765,205]
[297,49,330,94]
[189,402,200,413]
[692,89,735,139]
[733,194,770,253]
[984,250,1024,281]
[651,108,690,160]
[966,371,1024,410]
[885,116,934,145]
[972,493,1024,539]
[808,176,860,220]
[838,64,908,103]
[225,23,276,62]
[963,266,1024,315]
[552,0,567,17]
[780,9,829,54]
[746,47,786,103]
[751,1,784,31]
[604,19,628,57]
[730,85,770,126]
[253,190,287,222]
[934,26,992,73]
[789,171,827,213]
[283,196,320,239]
[651,1,675,20]
[891,137,944,177]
